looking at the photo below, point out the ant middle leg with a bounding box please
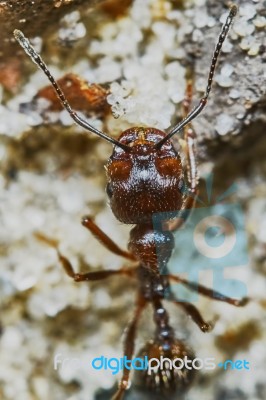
[111,295,147,400]
[82,215,135,261]
[35,232,136,282]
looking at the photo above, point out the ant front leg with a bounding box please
[182,77,199,198]
[112,295,146,400]
[180,76,199,213]
[35,233,136,282]
[82,215,135,261]
[166,78,199,232]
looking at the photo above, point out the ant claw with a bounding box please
[201,321,214,333]
[235,297,249,307]
[81,215,93,225]
[74,273,82,282]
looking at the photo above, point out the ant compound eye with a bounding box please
[106,182,113,198]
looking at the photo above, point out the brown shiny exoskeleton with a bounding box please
[14,5,248,400]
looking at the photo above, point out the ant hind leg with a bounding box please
[111,295,146,400]
[168,297,213,333]
[169,274,249,307]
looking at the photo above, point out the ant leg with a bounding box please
[168,298,213,332]
[82,216,135,261]
[165,79,198,233]
[183,78,199,196]
[112,295,147,400]
[169,274,249,306]
[35,232,136,282]
[163,4,238,229]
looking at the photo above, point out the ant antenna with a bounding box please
[155,5,237,150]
[13,29,130,152]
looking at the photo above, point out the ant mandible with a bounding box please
[14,5,248,399]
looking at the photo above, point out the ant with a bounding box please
[14,5,248,400]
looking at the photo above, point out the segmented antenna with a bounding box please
[13,29,130,152]
[155,5,237,149]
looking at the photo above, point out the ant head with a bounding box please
[14,7,237,224]
[113,127,171,153]
[106,127,185,224]
[134,339,195,394]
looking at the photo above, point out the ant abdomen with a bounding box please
[134,339,195,395]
